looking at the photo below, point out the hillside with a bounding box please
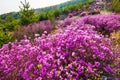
[0,0,120,79]
[35,0,85,13]
[0,0,86,19]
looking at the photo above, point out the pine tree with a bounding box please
[19,0,36,25]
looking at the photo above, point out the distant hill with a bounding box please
[35,0,85,13]
[0,0,85,20]
[0,12,19,20]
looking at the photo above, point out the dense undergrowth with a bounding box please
[0,14,120,80]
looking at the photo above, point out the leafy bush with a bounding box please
[38,13,48,21]
[0,31,13,47]
[5,20,20,31]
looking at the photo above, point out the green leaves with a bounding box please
[111,0,120,12]
[0,31,13,47]
[19,0,36,25]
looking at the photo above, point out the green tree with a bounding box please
[47,11,55,22]
[19,0,36,25]
[53,9,62,17]
[39,13,48,21]
[5,15,15,22]
[64,7,69,13]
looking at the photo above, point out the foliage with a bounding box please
[53,9,62,17]
[38,0,93,21]
[0,15,20,31]
[0,12,20,20]
[38,13,48,21]
[5,20,20,31]
[47,11,55,22]
[19,0,37,25]
[0,31,13,47]
[0,0,93,29]
[111,0,120,12]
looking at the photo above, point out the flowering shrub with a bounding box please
[0,31,13,47]
[59,14,120,36]
[0,14,120,80]
[58,18,76,27]
[12,20,53,40]
[82,14,120,35]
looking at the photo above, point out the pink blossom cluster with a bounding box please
[13,20,53,40]
[0,14,120,80]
